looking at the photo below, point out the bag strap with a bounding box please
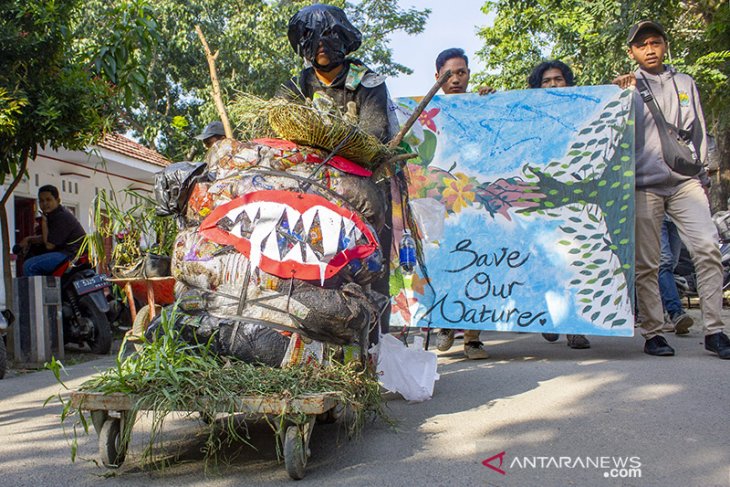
[636,78,702,177]
[670,76,683,129]
[636,78,671,131]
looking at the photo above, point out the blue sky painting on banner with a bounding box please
[389,86,635,337]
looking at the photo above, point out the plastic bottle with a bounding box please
[399,230,417,275]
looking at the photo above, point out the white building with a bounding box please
[1,134,170,309]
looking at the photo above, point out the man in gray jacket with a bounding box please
[614,21,729,359]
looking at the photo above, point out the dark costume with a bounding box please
[283,4,397,339]
[281,60,395,144]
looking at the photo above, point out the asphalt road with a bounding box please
[1,308,728,487]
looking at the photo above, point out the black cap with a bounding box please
[627,21,666,45]
[194,121,225,140]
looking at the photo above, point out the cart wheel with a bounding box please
[284,425,308,480]
[99,418,127,468]
[91,410,109,435]
[316,403,344,424]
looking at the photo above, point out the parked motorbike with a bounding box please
[57,259,114,354]
[13,246,113,354]
[673,211,730,297]
[0,309,13,379]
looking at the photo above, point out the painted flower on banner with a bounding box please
[392,291,414,322]
[418,108,440,132]
[442,172,476,213]
[406,163,438,198]
[409,273,431,296]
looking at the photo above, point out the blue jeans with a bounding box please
[23,252,68,276]
[658,218,683,317]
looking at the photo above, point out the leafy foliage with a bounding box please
[75,0,430,162]
[474,1,728,125]
[474,0,729,204]
[0,0,158,180]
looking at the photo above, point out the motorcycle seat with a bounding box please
[52,255,90,277]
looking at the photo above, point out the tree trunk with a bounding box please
[1,148,29,309]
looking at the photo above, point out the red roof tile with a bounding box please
[97,133,170,167]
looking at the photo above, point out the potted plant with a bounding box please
[79,188,177,278]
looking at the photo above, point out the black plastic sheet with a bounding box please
[287,4,361,67]
[154,161,209,217]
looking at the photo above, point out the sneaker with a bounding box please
[704,332,730,359]
[644,336,675,356]
[671,312,693,336]
[661,313,675,333]
[464,341,489,360]
[566,334,591,349]
[436,329,455,351]
[542,333,560,342]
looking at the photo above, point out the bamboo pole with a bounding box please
[387,69,452,150]
[195,25,233,138]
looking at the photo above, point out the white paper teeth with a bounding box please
[304,245,319,264]
[302,209,317,234]
[343,218,356,243]
[262,232,280,259]
[320,213,341,257]
[221,200,365,269]
[281,242,305,263]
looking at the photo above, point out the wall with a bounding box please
[1,146,163,309]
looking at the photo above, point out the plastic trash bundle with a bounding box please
[156,134,390,365]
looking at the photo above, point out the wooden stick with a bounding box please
[195,25,233,138]
[387,69,452,150]
[384,152,419,165]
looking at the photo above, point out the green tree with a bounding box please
[474,0,729,206]
[77,0,430,162]
[0,0,157,305]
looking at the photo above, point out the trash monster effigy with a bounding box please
[155,136,388,367]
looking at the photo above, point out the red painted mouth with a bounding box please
[199,190,378,281]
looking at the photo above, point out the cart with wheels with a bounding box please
[70,390,342,480]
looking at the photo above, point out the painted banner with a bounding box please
[389,86,635,337]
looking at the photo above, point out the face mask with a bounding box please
[309,32,347,72]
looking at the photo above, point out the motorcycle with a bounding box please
[13,245,113,354]
[673,210,730,297]
[57,259,114,354]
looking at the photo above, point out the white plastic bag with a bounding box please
[409,198,446,242]
[374,334,439,402]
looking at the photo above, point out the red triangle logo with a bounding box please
[482,451,507,475]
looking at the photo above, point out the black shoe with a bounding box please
[704,332,730,359]
[567,334,591,349]
[644,336,675,356]
[542,333,559,342]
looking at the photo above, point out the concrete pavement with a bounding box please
[0,307,728,486]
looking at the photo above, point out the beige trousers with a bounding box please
[464,329,481,344]
[635,179,725,339]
